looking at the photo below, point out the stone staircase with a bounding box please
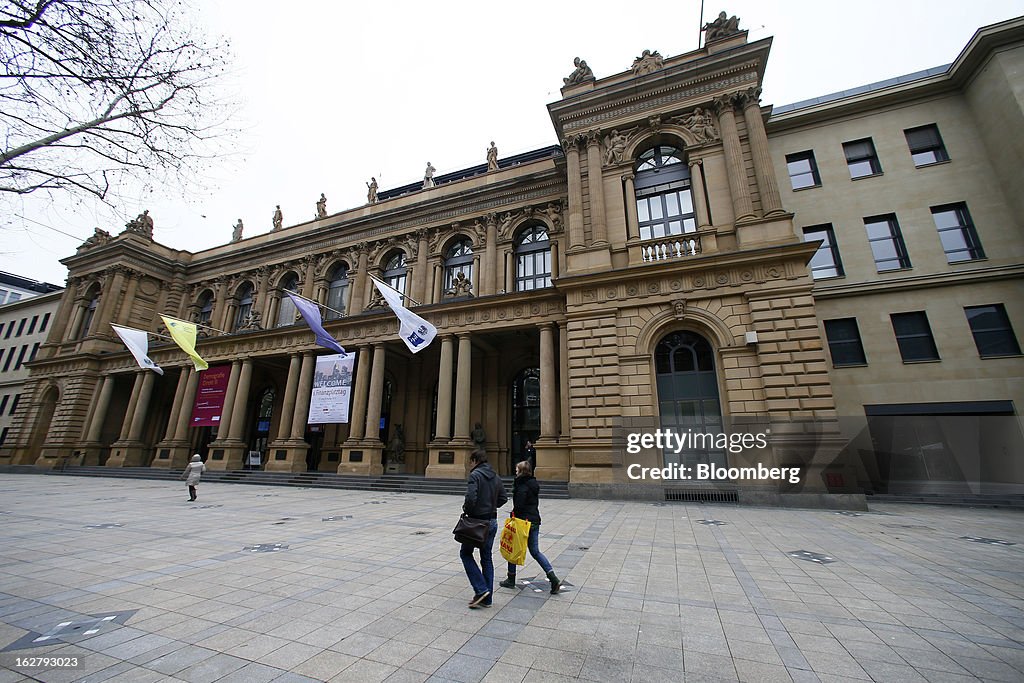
[0,465,570,499]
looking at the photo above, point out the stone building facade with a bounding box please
[3,15,1021,506]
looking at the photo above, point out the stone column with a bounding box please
[434,335,454,441]
[45,283,77,346]
[300,257,316,299]
[453,333,472,442]
[347,346,371,442]
[117,371,145,442]
[713,94,754,222]
[414,229,430,304]
[741,87,784,217]
[538,324,557,440]
[222,359,254,469]
[563,135,585,250]
[94,267,127,335]
[215,360,242,440]
[623,173,640,241]
[162,368,191,442]
[504,251,513,293]
[432,263,443,303]
[484,215,498,295]
[688,160,712,229]
[276,354,301,441]
[363,344,386,444]
[115,271,140,325]
[173,368,199,442]
[212,278,229,332]
[550,241,560,281]
[80,374,115,464]
[350,248,368,314]
[127,371,156,441]
[558,321,570,437]
[289,352,315,439]
[585,131,608,245]
[471,254,480,296]
[150,366,193,468]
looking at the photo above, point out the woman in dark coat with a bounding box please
[499,460,560,593]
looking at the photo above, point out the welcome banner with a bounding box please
[308,353,355,424]
[190,365,231,427]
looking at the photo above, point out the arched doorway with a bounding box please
[29,385,58,464]
[654,331,727,472]
[510,367,540,473]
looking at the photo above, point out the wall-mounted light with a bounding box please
[744,331,759,345]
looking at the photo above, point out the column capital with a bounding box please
[688,158,704,169]
[621,172,635,182]
[585,129,602,146]
[456,331,472,341]
[739,86,763,109]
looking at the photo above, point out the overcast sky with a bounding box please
[3,0,1022,287]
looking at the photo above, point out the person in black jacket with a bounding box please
[461,450,508,608]
[499,460,561,594]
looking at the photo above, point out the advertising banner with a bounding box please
[190,364,231,427]
[308,352,355,424]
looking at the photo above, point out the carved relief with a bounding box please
[631,49,664,76]
[79,228,112,250]
[563,57,594,87]
[669,107,720,144]
[673,298,687,319]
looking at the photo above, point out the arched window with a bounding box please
[444,237,473,293]
[514,225,551,291]
[325,263,349,320]
[654,330,725,471]
[277,274,299,327]
[382,252,407,295]
[635,146,696,241]
[78,292,99,338]
[233,282,254,330]
[196,291,213,327]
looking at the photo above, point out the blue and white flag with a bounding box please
[286,291,347,356]
[111,324,164,375]
[371,277,437,353]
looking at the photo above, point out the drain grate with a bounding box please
[664,488,738,503]
[787,550,835,564]
[698,519,727,526]
[243,543,288,553]
[322,515,353,522]
[961,536,1015,546]
[84,523,122,529]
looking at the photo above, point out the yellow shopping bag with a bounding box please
[499,516,531,566]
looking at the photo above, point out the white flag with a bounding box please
[371,278,437,353]
[111,324,164,375]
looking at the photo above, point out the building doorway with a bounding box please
[654,331,727,472]
[510,367,541,473]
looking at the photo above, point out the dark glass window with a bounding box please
[802,225,844,279]
[965,304,1021,357]
[16,319,25,336]
[27,316,38,334]
[514,225,551,291]
[40,312,50,332]
[444,237,474,293]
[931,203,983,263]
[325,263,349,320]
[0,428,7,446]
[79,295,98,338]
[276,275,299,327]
[891,312,939,362]
[382,252,408,296]
[786,151,821,190]
[0,395,8,414]
[197,292,213,327]
[843,138,882,178]
[14,345,28,370]
[3,323,10,339]
[864,214,911,272]
[635,146,697,240]
[824,318,867,366]
[233,282,254,331]
[2,348,13,372]
[905,124,949,166]
[29,342,39,361]
[9,394,20,415]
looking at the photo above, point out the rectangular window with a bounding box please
[2,347,15,372]
[802,225,844,279]
[16,318,26,336]
[0,428,7,446]
[4,323,13,339]
[0,323,4,337]
[965,304,1021,357]
[891,312,939,362]
[905,124,949,166]
[843,138,882,179]
[28,316,38,334]
[824,318,867,367]
[932,203,983,263]
[40,312,50,332]
[786,151,821,190]
[0,395,8,414]
[9,394,20,415]
[7,292,20,303]
[864,214,911,272]
[30,342,39,361]
[14,345,28,370]
[0,289,7,304]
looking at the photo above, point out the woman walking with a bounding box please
[500,460,560,593]
[181,454,206,502]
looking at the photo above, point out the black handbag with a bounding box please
[453,514,490,546]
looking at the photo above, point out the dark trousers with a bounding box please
[188,485,196,500]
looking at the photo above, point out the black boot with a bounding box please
[499,574,516,589]
[547,570,561,594]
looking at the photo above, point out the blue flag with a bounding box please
[286,292,347,356]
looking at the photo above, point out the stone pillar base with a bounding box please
[205,441,247,470]
[565,245,612,273]
[151,442,191,469]
[534,442,570,481]
[264,441,309,472]
[65,442,104,467]
[105,441,150,467]
[425,442,474,479]
[338,443,384,475]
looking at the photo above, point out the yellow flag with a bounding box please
[160,315,209,371]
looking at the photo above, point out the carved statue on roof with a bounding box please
[231,218,243,243]
[316,193,327,219]
[631,49,664,76]
[486,142,499,172]
[563,57,594,86]
[80,228,112,250]
[366,177,378,204]
[704,11,741,42]
[272,205,283,231]
[423,162,436,189]
[124,209,154,238]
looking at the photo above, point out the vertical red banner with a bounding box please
[190,364,230,427]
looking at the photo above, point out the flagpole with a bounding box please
[369,275,423,307]
[284,289,346,320]
[110,323,174,343]
[160,314,229,336]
